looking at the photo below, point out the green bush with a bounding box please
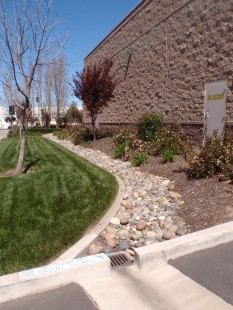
[130,151,148,166]
[160,149,175,163]
[137,113,164,141]
[53,130,68,140]
[150,126,192,160]
[188,131,233,179]
[113,142,128,158]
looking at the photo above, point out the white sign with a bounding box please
[20,254,106,280]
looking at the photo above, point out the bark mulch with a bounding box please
[84,137,233,233]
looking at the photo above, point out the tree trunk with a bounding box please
[14,131,27,175]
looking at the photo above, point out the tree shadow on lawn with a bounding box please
[22,157,40,174]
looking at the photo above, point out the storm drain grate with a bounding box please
[107,251,134,269]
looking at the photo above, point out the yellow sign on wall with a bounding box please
[207,94,224,101]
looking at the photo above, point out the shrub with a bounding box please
[160,149,175,163]
[69,126,85,145]
[53,130,68,140]
[150,126,192,160]
[188,131,233,179]
[137,113,164,141]
[113,142,128,158]
[130,151,148,166]
[112,128,136,147]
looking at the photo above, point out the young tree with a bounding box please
[50,53,70,129]
[0,0,67,175]
[72,59,116,141]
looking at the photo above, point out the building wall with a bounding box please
[84,0,233,135]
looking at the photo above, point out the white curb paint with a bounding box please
[0,254,110,304]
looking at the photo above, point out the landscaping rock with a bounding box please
[119,239,129,250]
[88,245,103,255]
[136,221,146,231]
[105,237,117,248]
[110,217,120,226]
[162,230,174,240]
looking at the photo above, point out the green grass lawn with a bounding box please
[0,136,118,275]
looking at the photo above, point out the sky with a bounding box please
[52,0,141,105]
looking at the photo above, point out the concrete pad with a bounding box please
[82,264,232,310]
[134,221,233,269]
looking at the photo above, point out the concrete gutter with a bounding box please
[134,220,233,269]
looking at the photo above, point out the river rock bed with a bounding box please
[45,134,186,256]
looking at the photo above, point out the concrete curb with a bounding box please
[53,174,125,263]
[134,220,233,269]
[0,254,110,304]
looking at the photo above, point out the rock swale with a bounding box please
[45,135,186,255]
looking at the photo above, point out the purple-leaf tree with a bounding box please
[72,59,116,141]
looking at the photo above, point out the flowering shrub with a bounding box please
[150,126,192,160]
[137,113,164,141]
[112,128,137,147]
[188,131,233,179]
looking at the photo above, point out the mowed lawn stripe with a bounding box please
[0,136,118,275]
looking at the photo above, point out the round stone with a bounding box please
[168,224,178,233]
[123,193,128,200]
[176,227,186,236]
[146,231,156,238]
[136,221,146,231]
[105,238,117,248]
[120,214,129,225]
[110,217,120,226]
[162,230,174,240]
[118,230,129,240]
[104,232,116,240]
[130,232,141,241]
[126,249,135,256]
[105,226,116,234]
[119,239,129,250]
[125,201,134,209]
[88,245,103,255]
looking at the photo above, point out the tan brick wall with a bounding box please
[84,0,233,127]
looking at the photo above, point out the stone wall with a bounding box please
[84,0,233,132]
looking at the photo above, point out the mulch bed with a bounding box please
[83,137,233,233]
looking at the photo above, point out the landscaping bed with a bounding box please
[85,137,233,234]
